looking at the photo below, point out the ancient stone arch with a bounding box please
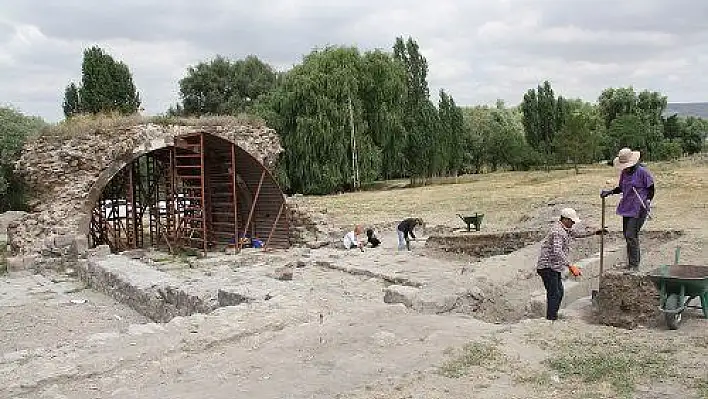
[10,117,289,270]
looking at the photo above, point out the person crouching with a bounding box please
[343,225,365,251]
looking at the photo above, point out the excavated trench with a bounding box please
[388,229,687,323]
[72,230,684,325]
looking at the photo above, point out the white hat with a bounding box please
[560,207,581,223]
[613,147,640,169]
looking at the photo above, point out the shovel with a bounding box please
[591,195,606,305]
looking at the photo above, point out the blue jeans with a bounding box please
[537,268,564,320]
[397,229,408,251]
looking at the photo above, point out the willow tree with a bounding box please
[258,47,410,194]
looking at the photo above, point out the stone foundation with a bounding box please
[77,250,218,322]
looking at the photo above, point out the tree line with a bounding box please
[6,39,706,201]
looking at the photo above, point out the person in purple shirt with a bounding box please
[601,148,655,270]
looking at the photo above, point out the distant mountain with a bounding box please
[664,102,708,119]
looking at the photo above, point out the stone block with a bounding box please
[54,234,75,248]
[217,289,252,307]
[412,291,459,314]
[89,245,112,257]
[74,235,89,255]
[6,255,38,272]
[270,265,294,281]
[383,285,420,308]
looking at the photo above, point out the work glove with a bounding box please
[568,264,582,277]
[600,189,613,198]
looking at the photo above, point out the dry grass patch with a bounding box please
[301,158,708,234]
[438,339,506,378]
[34,113,267,140]
[544,333,678,398]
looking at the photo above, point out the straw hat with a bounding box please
[613,147,640,169]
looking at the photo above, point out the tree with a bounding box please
[462,102,539,172]
[256,47,389,194]
[63,46,141,117]
[662,114,682,142]
[598,87,666,130]
[0,107,46,211]
[438,90,465,175]
[393,36,441,183]
[177,55,276,116]
[679,116,708,154]
[63,83,80,117]
[598,87,637,130]
[520,81,563,165]
[554,102,604,173]
[358,50,408,179]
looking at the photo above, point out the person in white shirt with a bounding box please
[342,225,365,251]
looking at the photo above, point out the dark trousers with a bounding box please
[623,215,646,269]
[537,268,564,320]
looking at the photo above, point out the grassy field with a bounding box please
[300,156,708,234]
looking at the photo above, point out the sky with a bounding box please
[2,0,708,122]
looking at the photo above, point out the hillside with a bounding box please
[665,102,708,118]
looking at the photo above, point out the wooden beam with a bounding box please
[199,132,207,255]
[231,143,239,253]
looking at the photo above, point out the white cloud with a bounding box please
[1,0,707,122]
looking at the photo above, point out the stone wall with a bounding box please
[286,197,339,248]
[8,121,283,271]
[425,230,546,257]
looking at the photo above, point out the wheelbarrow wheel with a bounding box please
[664,293,682,330]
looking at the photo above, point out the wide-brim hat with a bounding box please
[613,147,640,169]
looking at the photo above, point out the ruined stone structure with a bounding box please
[7,117,302,271]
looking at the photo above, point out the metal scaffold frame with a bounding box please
[88,133,290,255]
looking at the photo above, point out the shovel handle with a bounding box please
[599,196,606,284]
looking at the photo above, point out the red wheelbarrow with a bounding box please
[647,264,708,330]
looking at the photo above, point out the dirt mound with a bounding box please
[596,271,661,329]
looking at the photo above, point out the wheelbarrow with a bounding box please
[647,264,708,330]
[457,213,484,232]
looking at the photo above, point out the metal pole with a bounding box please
[231,144,239,253]
[199,132,207,255]
[239,170,265,250]
[263,202,285,251]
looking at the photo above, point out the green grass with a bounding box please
[544,334,676,398]
[695,377,708,399]
[438,340,504,378]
